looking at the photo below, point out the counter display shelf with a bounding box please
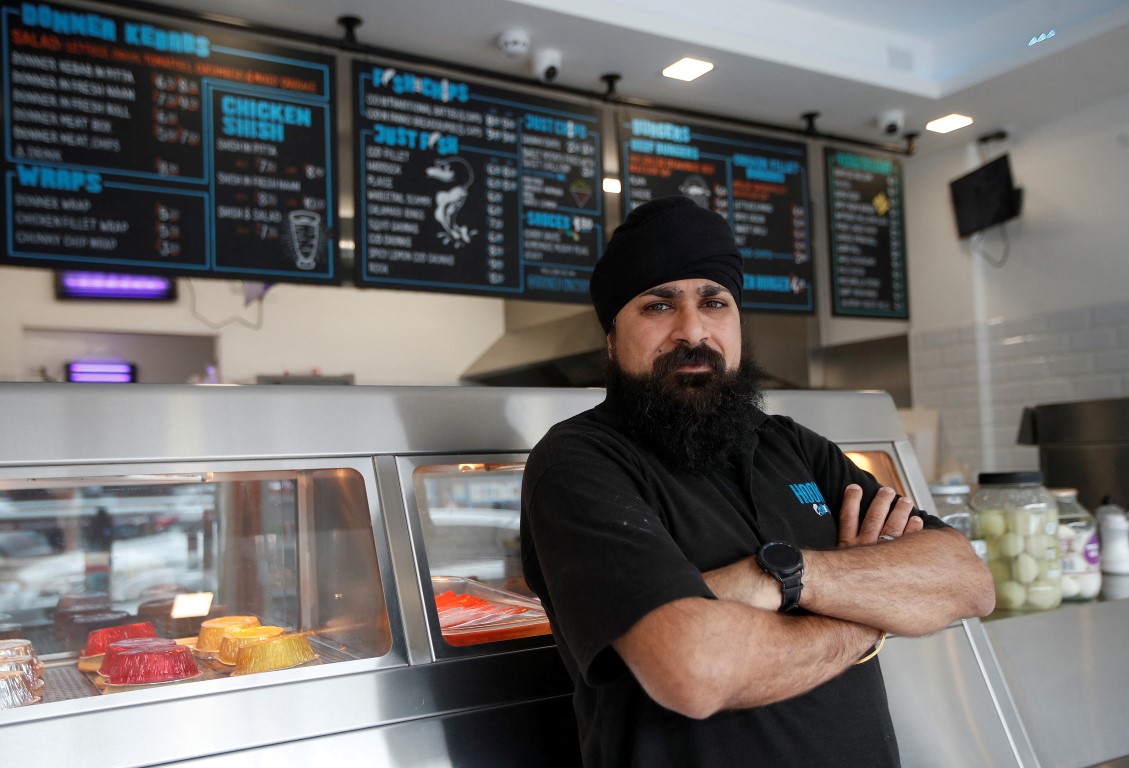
[0,383,1117,766]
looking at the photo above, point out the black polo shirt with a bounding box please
[521,399,936,768]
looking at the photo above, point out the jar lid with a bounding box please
[977,471,1044,485]
[929,484,970,495]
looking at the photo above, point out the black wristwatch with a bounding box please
[755,541,805,612]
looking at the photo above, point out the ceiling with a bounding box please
[166,0,1129,153]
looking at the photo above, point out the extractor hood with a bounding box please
[461,310,608,387]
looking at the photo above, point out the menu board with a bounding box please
[353,59,602,302]
[1,1,338,283]
[621,113,812,313]
[825,148,907,318]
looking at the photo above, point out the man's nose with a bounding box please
[671,310,709,347]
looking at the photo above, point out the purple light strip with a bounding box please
[66,361,135,384]
[68,363,133,375]
[68,373,133,383]
[61,271,172,299]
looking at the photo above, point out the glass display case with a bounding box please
[0,383,597,767]
[0,464,391,703]
[403,457,552,657]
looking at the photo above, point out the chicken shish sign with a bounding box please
[352,60,603,303]
[1,0,340,285]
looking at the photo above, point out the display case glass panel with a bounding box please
[410,460,552,652]
[0,467,390,706]
[845,450,911,501]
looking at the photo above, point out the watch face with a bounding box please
[760,542,802,573]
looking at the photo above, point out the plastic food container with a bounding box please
[195,615,260,653]
[218,625,284,665]
[0,669,40,708]
[971,471,1062,612]
[0,639,42,676]
[0,655,45,695]
[431,576,551,647]
[102,644,200,686]
[98,638,179,678]
[232,634,317,675]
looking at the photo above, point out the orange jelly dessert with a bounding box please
[217,625,283,665]
[195,616,260,653]
[232,634,317,675]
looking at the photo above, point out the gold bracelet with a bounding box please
[854,631,887,666]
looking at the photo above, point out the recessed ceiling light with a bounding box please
[662,57,714,82]
[602,177,622,194]
[925,114,974,134]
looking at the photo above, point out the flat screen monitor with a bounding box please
[949,155,1023,238]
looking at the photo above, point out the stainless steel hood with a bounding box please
[462,306,822,389]
[461,310,608,387]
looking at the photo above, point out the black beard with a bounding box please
[605,343,768,473]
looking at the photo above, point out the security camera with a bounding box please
[497,29,529,59]
[532,48,561,84]
[878,109,906,136]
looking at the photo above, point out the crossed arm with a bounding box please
[611,485,995,719]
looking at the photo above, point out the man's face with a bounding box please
[608,278,742,378]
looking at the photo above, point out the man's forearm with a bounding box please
[613,596,881,719]
[801,527,995,636]
[706,528,995,636]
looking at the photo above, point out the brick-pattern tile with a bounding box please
[910,299,1129,483]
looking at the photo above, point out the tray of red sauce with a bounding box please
[431,576,551,646]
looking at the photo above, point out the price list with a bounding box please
[353,60,602,302]
[621,113,813,313]
[825,149,907,318]
[1,0,338,283]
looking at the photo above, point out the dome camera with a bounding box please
[532,48,561,84]
[497,28,530,59]
[878,109,906,136]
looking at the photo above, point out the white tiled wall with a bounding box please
[910,299,1129,482]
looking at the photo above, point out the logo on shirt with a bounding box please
[790,482,831,517]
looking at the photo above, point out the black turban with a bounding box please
[589,195,743,332]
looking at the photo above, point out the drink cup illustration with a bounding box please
[288,211,321,270]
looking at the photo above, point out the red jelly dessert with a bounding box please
[82,622,158,657]
[98,638,178,678]
[103,643,199,686]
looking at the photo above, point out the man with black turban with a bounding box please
[520,196,994,767]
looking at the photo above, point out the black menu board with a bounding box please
[621,112,812,313]
[353,60,602,302]
[825,148,907,318]
[1,1,338,283]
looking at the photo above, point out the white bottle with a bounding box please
[1096,497,1129,575]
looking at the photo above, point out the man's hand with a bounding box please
[837,484,924,548]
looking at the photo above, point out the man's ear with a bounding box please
[606,333,615,359]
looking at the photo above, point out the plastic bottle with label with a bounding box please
[970,472,1062,612]
[1049,488,1101,601]
[1096,497,1129,576]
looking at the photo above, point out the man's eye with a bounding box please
[702,299,728,309]
[643,302,671,312]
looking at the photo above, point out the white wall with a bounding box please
[903,91,1129,481]
[0,267,506,385]
[906,92,1129,332]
